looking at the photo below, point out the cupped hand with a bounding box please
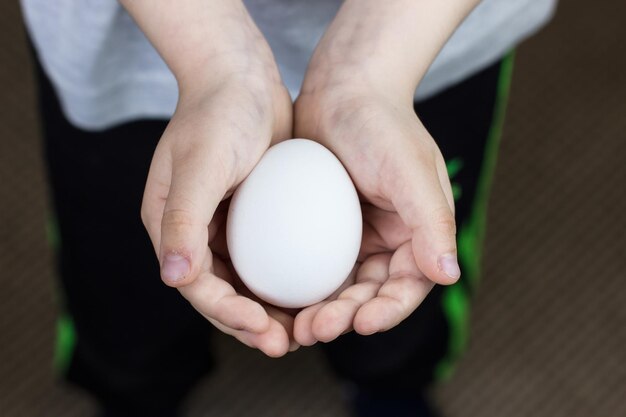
[292,89,459,345]
[141,73,297,357]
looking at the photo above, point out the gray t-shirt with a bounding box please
[21,0,557,131]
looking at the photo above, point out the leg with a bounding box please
[321,53,514,411]
[34,59,214,416]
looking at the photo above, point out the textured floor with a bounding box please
[1,1,624,416]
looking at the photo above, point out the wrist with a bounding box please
[176,52,286,105]
[122,0,286,105]
[175,25,285,103]
[300,53,415,108]
[176,62,292,147]
[294,83,411,149]
[299,0,481,107]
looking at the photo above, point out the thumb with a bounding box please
[393,153,460,285]
[158,145,230,287]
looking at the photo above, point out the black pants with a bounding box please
[36,54,512,415]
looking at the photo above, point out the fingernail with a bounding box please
[161,254,190,283]
[289,340,301,352]
[438,253,461,280]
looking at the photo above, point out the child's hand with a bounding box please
[122,0,297,356]
[292,90,458,345]
[289,0,477,345]
[141,73,296,357]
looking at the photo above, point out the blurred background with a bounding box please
[1,0,624,416]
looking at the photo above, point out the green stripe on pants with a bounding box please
[48,215,77,375]
[436,51,516,382]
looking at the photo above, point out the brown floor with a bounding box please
[1,1,624,416]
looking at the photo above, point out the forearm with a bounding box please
[119,0,281,97]
[302,0,481,103]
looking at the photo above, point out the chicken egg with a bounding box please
[226,139,362,308]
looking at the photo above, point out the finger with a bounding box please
[308,254,390,343]
[214,255,296,355]
[220,309,291,358]
[390,142,460,285]
[185,253,290,357]
[265,305,300,352]
[247,317,292,357]
[292,264,359,345]
[141,143,172,255]
[293,301,329,346]
[209,318,290,358]
[354,242,434,335]
[359,204,412,259]
[178,259,270,334]
[311,299,359,343]
[436,156,456,211]
[159,138,232,287]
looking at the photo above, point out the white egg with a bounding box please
[226,139,362,308]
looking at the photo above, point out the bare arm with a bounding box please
[119,0,283,95]
[302,0,481,103]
